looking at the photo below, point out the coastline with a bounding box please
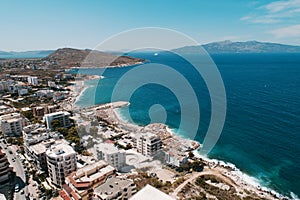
[69,76,294,200]
[114,107,291,200]
[68,74,103,108]
[68,61,144,70]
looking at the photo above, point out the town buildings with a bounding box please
[32,105,57,119]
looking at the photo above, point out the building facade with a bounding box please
[94,143,126,171]
[44,111,71,130]
[0,150,15,200]
[0,113,24,136]
[0,150,13,184]
[32,106,45,118]
[132,132,162,157]
[27,76,38,85]
[46,142,77,187]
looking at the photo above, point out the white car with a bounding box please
[15,184,19,192]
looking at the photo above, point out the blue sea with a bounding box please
[74,52,300,198]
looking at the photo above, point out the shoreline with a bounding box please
[114,107,291,200]
[68,76,295,200]
[192,150,290,200]
[69,74,103,107]
[67,61,144,70]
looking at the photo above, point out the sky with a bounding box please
[1,0,300,51]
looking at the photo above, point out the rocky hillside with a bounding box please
[44,48,144,68]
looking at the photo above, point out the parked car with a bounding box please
[15,184,19,192]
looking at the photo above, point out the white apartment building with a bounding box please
[132,132,162,157]
[94,143,126,170]
[27,76,38,85]
[0,113,24,136]
[44,111,71,130]
[0,81,9,93]
[46,142,77,187]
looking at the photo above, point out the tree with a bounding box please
[51,119,60,130]
[188,151,195,158]
[21,110,34,121]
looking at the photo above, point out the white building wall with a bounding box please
[28,76,38,85]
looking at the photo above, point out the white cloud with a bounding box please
[251,17,281,24]
[264,0,300,13]
[270,24,300,38]
[240,16,252,21]
[241,0,300,24]
[240,15,281,24]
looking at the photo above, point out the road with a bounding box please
[170,168,236,199]
[0,140,27,200]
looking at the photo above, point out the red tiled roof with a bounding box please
[59,189,71,200]
[105,140,114,144]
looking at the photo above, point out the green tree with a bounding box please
[188,151,195,158]
[21,110,34,121]
[51,119,60,130]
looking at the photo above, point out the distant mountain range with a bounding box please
[1,41,300,60]
[0,50,54,59]
[174,40,300,53]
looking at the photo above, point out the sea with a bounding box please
[74,52,300,199]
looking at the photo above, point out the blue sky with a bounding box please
[1,0,300,51]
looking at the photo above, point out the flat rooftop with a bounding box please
[95,143,124,154]
[30,143,47,155]
[44,111,70,117]
[74,161,115,183]
[94,177,134,197]
[46,142,75,158]
[0,112,21,120]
